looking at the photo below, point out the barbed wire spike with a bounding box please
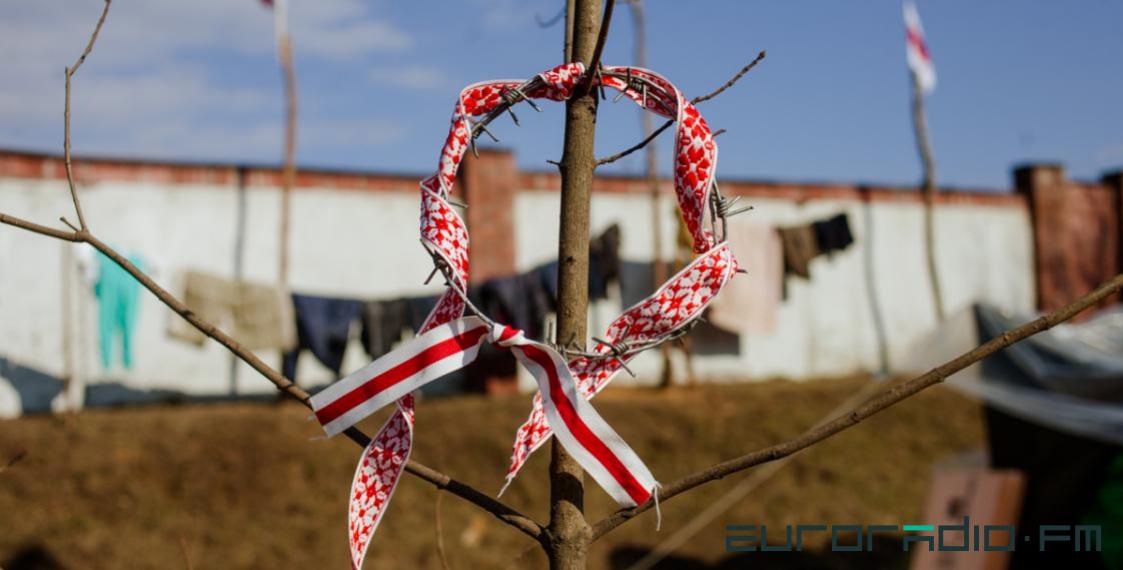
[424,265,440,285]
[725,204,755,217]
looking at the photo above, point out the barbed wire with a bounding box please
[426,66,755,369]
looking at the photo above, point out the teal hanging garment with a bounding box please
[94,252,143,369]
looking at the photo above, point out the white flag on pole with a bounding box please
[904,1,936,94]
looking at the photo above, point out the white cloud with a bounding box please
[469,0,549,31]
[0,0,413,67]
[369,66,449,91]
[297,19,412,60]
[0,0,415,161]
[11,116,412,164]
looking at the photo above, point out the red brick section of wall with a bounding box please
[1016,164,1123,317]
[0,149,420,192]
[459,148,518,284]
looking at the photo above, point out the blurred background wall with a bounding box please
[1,147,1118,402]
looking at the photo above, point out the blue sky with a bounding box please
[2,0,1121,190]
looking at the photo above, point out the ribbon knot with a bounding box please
[310,315,658,509]
[489,323,524,347]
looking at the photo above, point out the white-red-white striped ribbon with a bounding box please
[492,324,657,506]
[310,318,490,437]
[312,318,657,509]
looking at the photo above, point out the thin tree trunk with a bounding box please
[550,0,601,567]
[911,72,944,321]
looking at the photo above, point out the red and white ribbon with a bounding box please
[311,317,658,507]
[310,62,737,569]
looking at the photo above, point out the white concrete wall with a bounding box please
[516,190,1035,384]
[0,177,440,399]
[0,175,1035,403]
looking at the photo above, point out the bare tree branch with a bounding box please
[0,2,547,544]
[0,213,82,242]
[0,450,26,476]
[595,120,673,167]
[690,50,766,105]
[591,271,1123,540]
[63,0,112,231]
[596,51,766,167]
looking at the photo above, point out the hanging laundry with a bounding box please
[588,223,622,299]
[479,272,554,340]
[168,271,235,346]
[778,224,820,279]
[708,219,783,334]
[168,270,296,351]
[233,280,297,350]
[359,299,409,359]
[403,295,440,332]
[813,213,854,256]
[282,294,362,381]
[94,251,143,369]
[533,223,620,304]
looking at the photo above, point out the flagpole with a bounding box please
[274,0,296,288]
[910,70,945,321]
[625,0,679,388]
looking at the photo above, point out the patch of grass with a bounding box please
[0,376,983,569]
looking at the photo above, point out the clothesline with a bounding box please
[281,223,623,384]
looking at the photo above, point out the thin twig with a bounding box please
[690,50,766,105]
[177,534,194,570]
[625,378,887,570]
[578,0,616,95]
[536,4,567,28]
[63,0,111,231]
[435,491,453,570]
[591,271,1123,540]
[595,120,672,166]
[68,0,111,76]
[0,213,81,242]
[595,51,766,167]
[0,450,26,476]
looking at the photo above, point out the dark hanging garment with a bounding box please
[282,294,362,381]
[812,213,854,255]
[403,295,440,332]
[479,273,553,340]
[778,224,820,279]
[359,299,409,359]
[589,223,622,299]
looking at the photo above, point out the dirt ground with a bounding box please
[0,375,984,569]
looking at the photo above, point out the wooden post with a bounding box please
[277,34,297,286]
[911,71,945,321]
[550,0,601,567]
[626,0,675,388]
